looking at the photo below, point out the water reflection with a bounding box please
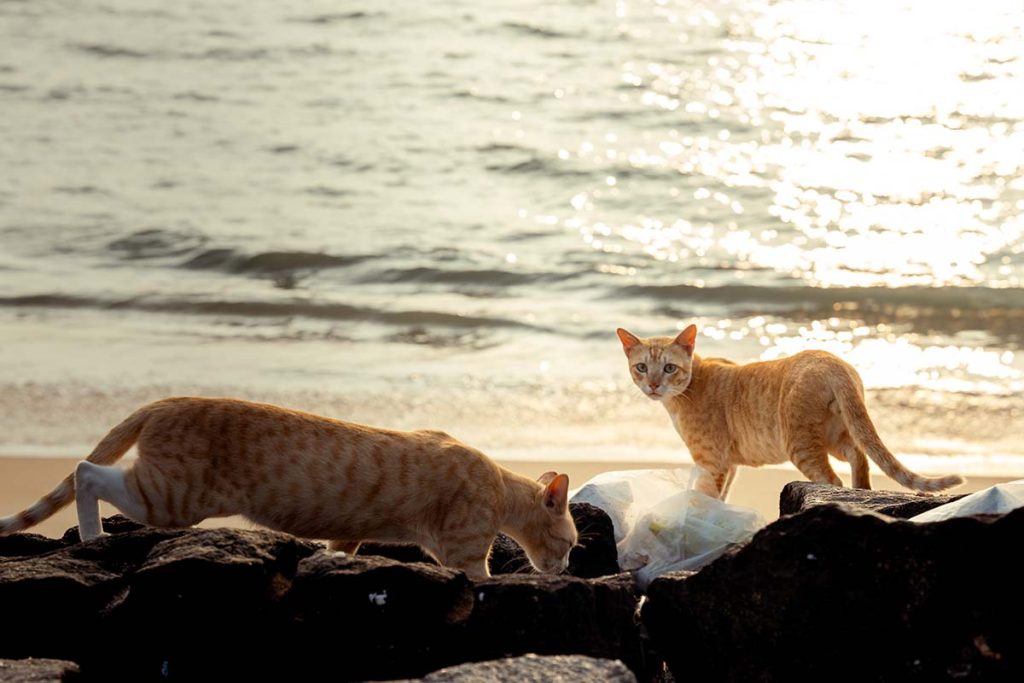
[570,0,1023,289]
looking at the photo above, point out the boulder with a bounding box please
[0,533,65,558]
[98,528,321,680]
[0,516,645,681]
[284,552,474,681]
[0,658,80,682]
[387,653,637,682]
[0,538,128,663]
[465,573,647,677]
[643,503,1024,682]
[488,503,619,578]
[358,542,438,565]
[779,481,966,519]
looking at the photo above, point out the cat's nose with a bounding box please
[648,382,660,391]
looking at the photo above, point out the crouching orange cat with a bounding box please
[0,397,577,580]
[616,325,963,499]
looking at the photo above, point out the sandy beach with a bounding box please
[0,455,1011,539]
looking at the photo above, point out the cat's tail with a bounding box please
[0,404,151,535]
[832,378,964,492]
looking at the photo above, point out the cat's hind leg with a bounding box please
[789,437,843,488]
[832,440,871,489]
[74,461,147,541]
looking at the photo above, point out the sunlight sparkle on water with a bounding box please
[569,0,1024,289]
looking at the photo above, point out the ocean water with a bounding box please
[1,0,1022,474]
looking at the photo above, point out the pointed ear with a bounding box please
[616,328,641,355]
[674,324,697,355]
[543,473,569,513]
[537,471,558,486]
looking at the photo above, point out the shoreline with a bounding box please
[0,456,1013,538]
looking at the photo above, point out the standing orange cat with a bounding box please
[617,325,963,499]
[0,397,577,580]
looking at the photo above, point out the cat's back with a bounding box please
[141,396,373,431]
[739,350,862,400]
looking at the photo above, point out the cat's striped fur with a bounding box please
[617,325,964,499]
[0,397,577,579]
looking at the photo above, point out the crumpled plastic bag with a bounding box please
[571,467,766,589]
[911,480,1024,523]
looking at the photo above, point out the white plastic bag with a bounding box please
[571,467,766,589]
[911,480,1024,523]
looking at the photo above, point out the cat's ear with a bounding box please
[543,473,570,513]
[674,324,697,355]
[537,471,558,485]
[616,328,641,355]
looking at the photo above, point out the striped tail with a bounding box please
[832,379,964,493]
[0,404,152,535]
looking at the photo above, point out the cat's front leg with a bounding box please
[693,465,730,500]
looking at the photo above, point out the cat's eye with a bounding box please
[635,363,648,373]
[664,364,678,374]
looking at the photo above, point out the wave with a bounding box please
[181,249,369,274]
[618,283,1024,312]
[484,155,592,177]
[108,229,207,259]
[501,22,578,39]
[0,294,542,332]
[71,43,151,59]
[287,11,383,24]
[366,265,573,287]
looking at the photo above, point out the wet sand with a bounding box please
[0,456,1011,538]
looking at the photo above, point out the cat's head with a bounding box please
[520,472,578,574]
[616,325,697,401]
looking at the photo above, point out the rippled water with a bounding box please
[1,0,1022,471]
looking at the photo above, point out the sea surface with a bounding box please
[1,0,1022,475]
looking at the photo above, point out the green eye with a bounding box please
[664,364,678,374]
[635,363,648,373]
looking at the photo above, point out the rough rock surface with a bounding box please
[0,658,80,682]
[779,481,966,519]
[465,573,644,675]
[0,516,646,681]
[386,653,637,682]
[285,552,475,680]
[644,503,1024,682]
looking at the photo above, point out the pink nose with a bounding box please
[648,383,659,391]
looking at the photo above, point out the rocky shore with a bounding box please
[1,487,1020,681]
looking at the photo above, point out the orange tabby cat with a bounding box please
[0,397,577,579]
[616,325,964,499]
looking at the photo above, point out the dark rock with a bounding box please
[466,573,648,678]
[566,502,619,578]
[0,517,644,681]
[0,658,80,682]
[0,539,126,663]
[387,653,637,682]
[99,528,320,681]
[284,553,474,680]
[486,532,528,575]
[0,533,65,558]
[57,514,148,546]
[488,502,619,578]
[779,481,966,519]
[358,542,438,565]
[643,503,1024,682]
